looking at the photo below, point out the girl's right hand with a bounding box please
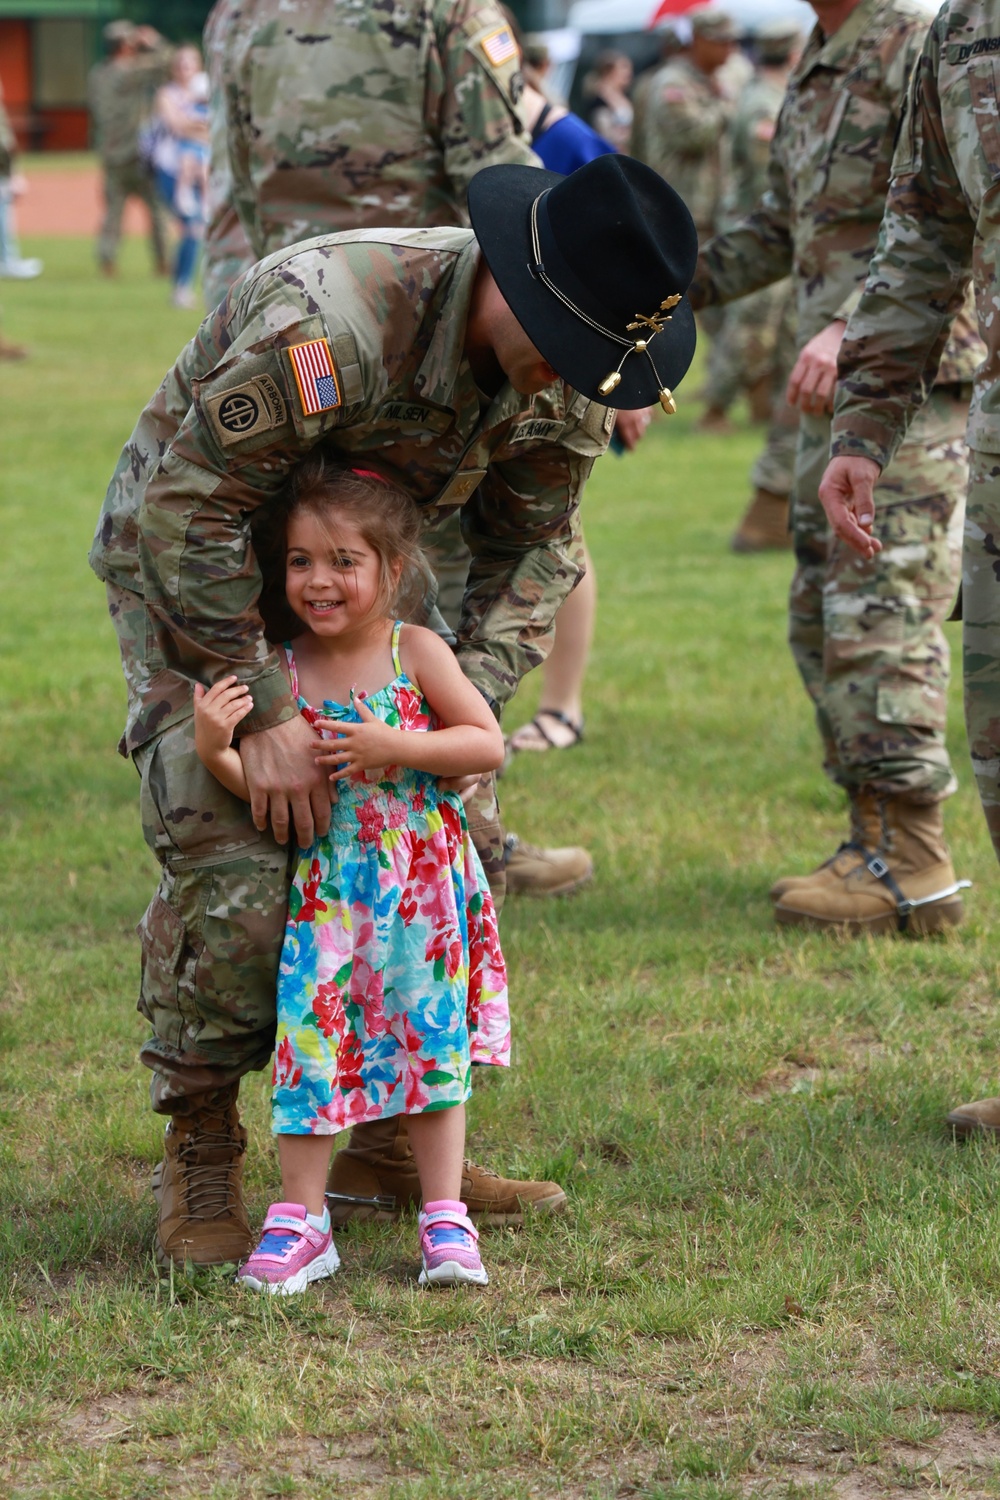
[193,676,253,756]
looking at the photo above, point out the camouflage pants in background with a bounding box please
[109,582,504,1110]
[97,158,169,271]
[704,279,795,415]
[961,450,1000,862]
[790,386,969,803]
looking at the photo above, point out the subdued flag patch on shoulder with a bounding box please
[287,338,341,416]
[480,25,518,67]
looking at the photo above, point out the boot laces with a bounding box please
[463,1157,500,1181]
[174,1127,243,1222]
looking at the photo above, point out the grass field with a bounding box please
[4,237,1000,1500]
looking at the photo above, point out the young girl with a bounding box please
[193,460,510,1292]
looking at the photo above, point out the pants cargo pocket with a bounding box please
[137,891,188,1050]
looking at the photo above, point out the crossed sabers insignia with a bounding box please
[627,294,683,335]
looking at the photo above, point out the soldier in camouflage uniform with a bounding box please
[202,0,253,311]
[88,21,172,278]
[819,0,1000,1123]
[640,8,737,400]
[690,0,984,935]
[94,155,697,1269]
[705,23,801,551]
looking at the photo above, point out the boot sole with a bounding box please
[238,1244,341,1295]
[507,870,593,899]
[775,896,964,936]
[329,1186,568,1230]
[419,1261,489,1287]
[946,1111,1000,1139]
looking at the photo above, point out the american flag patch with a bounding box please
[480,25,517,67]
[287,338,341,415]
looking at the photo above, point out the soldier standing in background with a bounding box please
[713,21,802,552]
[639,8,737,414]
[818,0,1000,1128]
[88,20,172,279]
[690,0,983,935]
[202,0,253,310]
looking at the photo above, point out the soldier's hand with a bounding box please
[240,715,333,846]
[786,320,847,415]
[439,772,479,807]
[613,407,653,451]
[818,456,883,559]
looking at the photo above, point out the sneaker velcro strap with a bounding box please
[419,1210,478,1240]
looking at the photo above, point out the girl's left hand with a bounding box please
[313,698,401,779]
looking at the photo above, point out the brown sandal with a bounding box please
[505,710,584,756]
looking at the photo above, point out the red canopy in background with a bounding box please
[648,0,706,24]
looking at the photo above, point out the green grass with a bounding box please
[4,236,1000,1498]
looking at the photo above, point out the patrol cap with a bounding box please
[755,18,802,60]
[103,18,135,45]
[468,155,698,412]
[689,8,739,42]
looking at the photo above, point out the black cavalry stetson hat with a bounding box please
[467,154,699,412]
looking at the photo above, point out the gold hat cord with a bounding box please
[528,193,679,414]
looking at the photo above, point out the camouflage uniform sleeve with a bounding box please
[136,306,369,734]
[431,0,539,195]
[454,402,609,710]
[831,20,976,468]
[688,116,793,308]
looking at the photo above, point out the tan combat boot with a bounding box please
[946,1097,1000,1138]
[769,792,882,903]
[774,798,968,935]
[326,1115,567,1227]
[151,1084,252,1269]
[731,488,792,553]
[503,832,593,897]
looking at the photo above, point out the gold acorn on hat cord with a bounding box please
[598,295,683,411]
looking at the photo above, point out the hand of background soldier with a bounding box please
[818,456,883,560]
[193,676,253,759]
[786,319,847,415]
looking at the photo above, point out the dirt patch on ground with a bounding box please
[18,161,149,238]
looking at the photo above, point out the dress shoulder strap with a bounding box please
[391,620,404,679]
[283,642,301,699]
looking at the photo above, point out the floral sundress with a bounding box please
[272,621,510,1134]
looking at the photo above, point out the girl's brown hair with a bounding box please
[253,455,426,642]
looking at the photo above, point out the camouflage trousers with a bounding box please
[790,386,969,803]
[108,582,504,1111]
[704,278,795,415]
[97,158,169,271]
[961,450,1000,862]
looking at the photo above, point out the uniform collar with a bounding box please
[795,0,887,78]
[412,237,482,412]
[411,238,530,428]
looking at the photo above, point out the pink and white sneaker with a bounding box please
[418,1201,489,1287]
[237,1203,340,1295]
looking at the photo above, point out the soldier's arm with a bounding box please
[830,24,976,471]
[135,313,363,736]
[454,409,606,711]
[689,128,793,309]
[432,0,539,199]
